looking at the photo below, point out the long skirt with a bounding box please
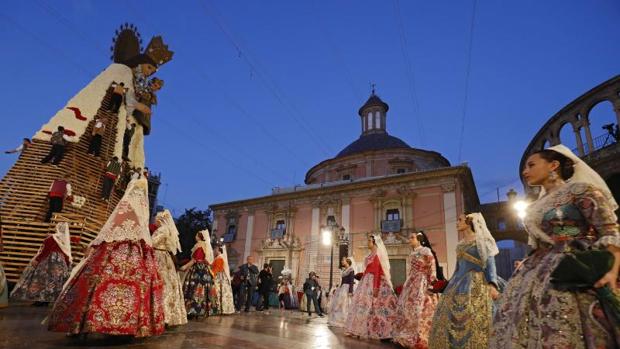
[182,262,215,317]
[154,250,187,326]
[11,249,70,303]
[0,263,8,308]
[429,271,494,349]
[48,240,165,337]
[393,275,438,348]
[213,272,235,315]
[328,284,352,327]
[491,248,620,348]
[345,274,398,339]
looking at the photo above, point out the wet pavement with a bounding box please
[0,304,394,349]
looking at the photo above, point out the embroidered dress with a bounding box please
[211,254,235,315]
[491,182,620,348]
[0,262,8,308]
[182,247,216,317]
[393,246,438,349]
[328,266,355,327]
[10,237,71,302]
[152,212,187,326]
[428,240,498,349]
[48,179,164,337]
[345,252,398,339]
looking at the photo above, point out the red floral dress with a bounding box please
[393,246,438,348]
[345,252,398,339]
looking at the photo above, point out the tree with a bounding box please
[175,207,212,261]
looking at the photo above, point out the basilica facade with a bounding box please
[210,92,480,290]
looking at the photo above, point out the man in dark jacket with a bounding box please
[303,271,323,317]
[238,255,259,312]
[257,263,273,313]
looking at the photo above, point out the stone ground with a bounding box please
[0,304,397,349]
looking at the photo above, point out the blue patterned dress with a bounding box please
[429,241,498,349]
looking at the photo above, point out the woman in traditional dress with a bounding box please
[428,212,500,349]
[328,257,355,327]
[393,231,439,349]
[152,209,187,327]
[211,245,235,315]
[0,261,8,309]
[48,178,165,337]
[491,145,620,349]
[345,234,398,340]
[180,230,216,318]
[11,222,72,304]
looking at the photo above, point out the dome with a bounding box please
[358,94,389,116]
[336,133,411,158]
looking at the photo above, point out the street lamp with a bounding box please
[513,200,528,219]
[321,224,345,297]
[321,227,332,246]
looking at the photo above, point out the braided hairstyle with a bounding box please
[416,230,445,281]
[533,149,575,180]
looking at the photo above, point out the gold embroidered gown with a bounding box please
[428,240,498,349]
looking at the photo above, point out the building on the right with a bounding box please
[519,75,620,208]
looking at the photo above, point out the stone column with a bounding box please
[341,200,351,239]
[573,125,585,156]
[442,183,458,278]
[583,118,595,153]
[309,207,320,273]
[243,214,254,261]
[612,97,620,127]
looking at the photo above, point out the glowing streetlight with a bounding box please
[321,227,332,246]
[513,200,529,219]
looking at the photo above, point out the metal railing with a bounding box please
[270,228,286,239]
[572,132,618,155]
[381,219,403,233]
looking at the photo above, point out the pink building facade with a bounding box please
[210,93,480,291]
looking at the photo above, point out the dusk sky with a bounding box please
[1,0,619,216]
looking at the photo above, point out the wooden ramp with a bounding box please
[0,88,127,282]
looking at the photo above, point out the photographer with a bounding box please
[303,271,324,317]
[602,123,619,142]
[238,255,259,312]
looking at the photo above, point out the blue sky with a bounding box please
[1,1,618,216]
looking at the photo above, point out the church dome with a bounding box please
[304,91,451,185]
[336,133,411,158]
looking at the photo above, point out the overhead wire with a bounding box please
[392,0,426,146]
[200,0,334,157]
[456,0,479,163]
[310,0,363,102]
[1,11,282,189]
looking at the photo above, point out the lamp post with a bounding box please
[321,223,345,297]
[513,200,528,220]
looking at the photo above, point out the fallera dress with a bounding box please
[491,182,620,348]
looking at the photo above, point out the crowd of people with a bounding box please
[0,141,618,347]
[319,144,619,349]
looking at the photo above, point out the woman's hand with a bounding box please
[594,269,619,292]
[596,246,620,292]
[489,284,500,300]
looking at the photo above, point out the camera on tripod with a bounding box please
[601,123,619,142]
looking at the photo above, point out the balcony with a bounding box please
[270,228,286,239]
[572,132,618,155]
[381,219,402,233]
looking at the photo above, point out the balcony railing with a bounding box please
[381,219,402,233]
[270,228,286,239]
[572,132,618,155]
